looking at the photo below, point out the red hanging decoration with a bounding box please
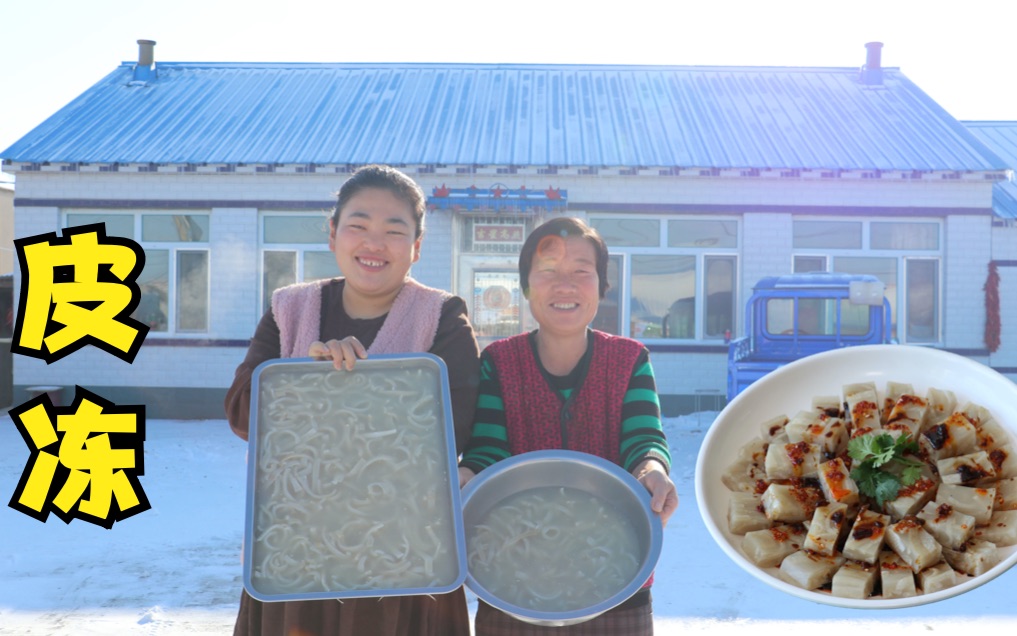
[984,261,1001,353]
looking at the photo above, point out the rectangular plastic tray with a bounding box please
[243,353,467,601]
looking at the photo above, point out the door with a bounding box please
[457,255,535,350]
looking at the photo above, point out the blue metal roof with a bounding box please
[2,61,1010,172]
[964,121,1017,219]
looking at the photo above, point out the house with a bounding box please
[2,40,1013,418]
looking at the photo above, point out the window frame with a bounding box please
[259,212,338,314]
[791,217,943,344]
[63,210,211,336]
[590,214,740,342]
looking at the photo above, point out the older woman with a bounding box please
[459,216,677,636]
[226,164,480,636]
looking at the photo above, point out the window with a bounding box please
[591,216,739,341]
[65,211,210,334]
[870,222,939,250]
[765,297,871,337]
[793,221,862,249]
[593,218,659,247]
[794,255,827,273]
[634,254,694,339]
[792,219,942,343]
[591,255,623,334]
[261,214,339,313]
[905,259,939,342]
[834,257,898,340]
[704,256,736,337]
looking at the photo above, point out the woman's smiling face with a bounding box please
[525,235,601,337]
[329,186,421,309]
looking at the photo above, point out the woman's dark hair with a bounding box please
[518,216,610,299]
[330,164,427,238]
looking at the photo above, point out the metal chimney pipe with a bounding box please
[860,41,884,85]
[865,42,883,70]
[137,39,156,67]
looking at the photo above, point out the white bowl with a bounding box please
[696,344,1017,609]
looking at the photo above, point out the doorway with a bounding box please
[457,255,534,350]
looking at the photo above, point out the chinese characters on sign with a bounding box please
[7,223,151,527]
[474,224,525,246]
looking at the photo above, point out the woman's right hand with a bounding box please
[309,337,368,371]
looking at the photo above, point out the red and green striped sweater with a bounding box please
[459,329,672,475]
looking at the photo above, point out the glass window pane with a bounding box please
[632,254,695,339]
[834,256,898,339]
[794,255,827,273]
[668,220,738,248]
[906,259,939,342]
[794,221,862,249]
[176,251,208,332]
[142,215,209,242]
[591,218,660,247]
[840,300,871,336]
[263,251,296,314]
[472,270,523,338]
[764,297,869,337]
[765,298,794,335]
[133,248,168,332]
[264,215,331,244]
[798,298,835,335]
[303,251,341,281]
[871,222,939,250]
[704,256,735,337]
[66,213,134,238]
[591,255,622,335]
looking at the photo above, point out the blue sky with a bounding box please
[2,0,1015,162]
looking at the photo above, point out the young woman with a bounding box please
[458,216,678,636]
[225,164,480,636]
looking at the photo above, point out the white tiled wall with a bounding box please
[944,215,992,350]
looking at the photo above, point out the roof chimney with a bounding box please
[133,39,157,82]
[860,41,883,85]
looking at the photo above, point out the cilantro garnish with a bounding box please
[847,433,924,507]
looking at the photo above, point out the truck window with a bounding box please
[764,298,871,336]
[840,302,871,336]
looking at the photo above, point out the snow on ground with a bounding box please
[1,411,1016,634]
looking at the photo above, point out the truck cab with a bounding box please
[726,272,893,400]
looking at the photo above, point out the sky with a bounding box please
[1,0,1016,168]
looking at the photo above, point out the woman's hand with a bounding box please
[632,459,679,527]
[458,466,476,489]
[308,337,367,371]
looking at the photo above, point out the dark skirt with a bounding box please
[232,587,471,636]
[474,589,653,636]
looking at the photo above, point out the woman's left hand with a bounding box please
[632,459,679,527]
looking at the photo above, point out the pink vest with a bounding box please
[271,277,450,358]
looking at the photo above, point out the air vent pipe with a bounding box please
[133,39,157,82]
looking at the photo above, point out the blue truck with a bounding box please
[726,272,894,400]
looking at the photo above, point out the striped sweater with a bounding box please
[459,329,671,475]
